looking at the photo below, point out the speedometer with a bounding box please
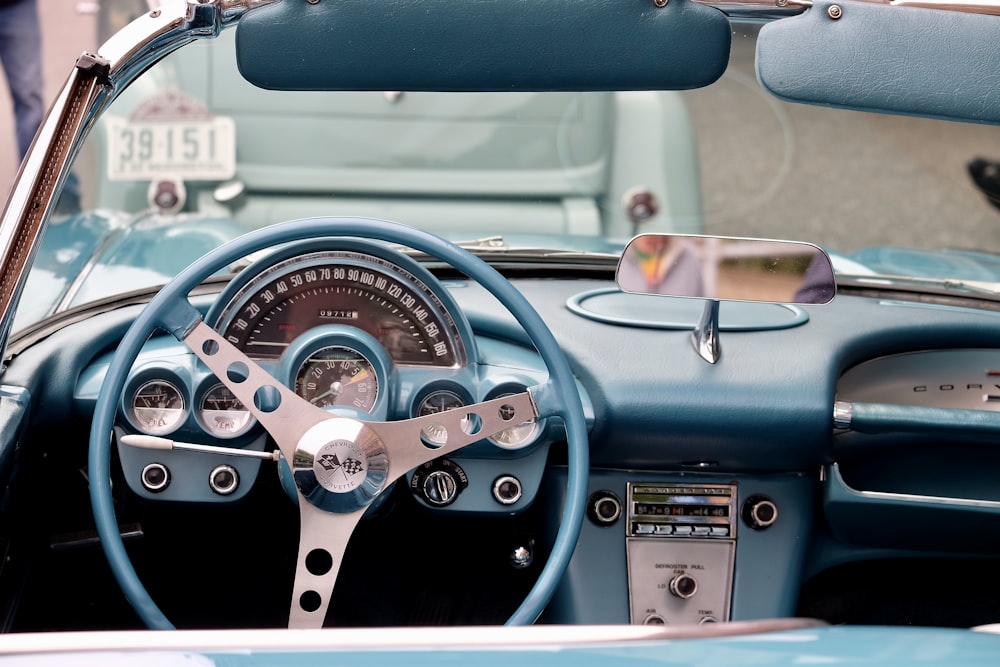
[212,249,466,368]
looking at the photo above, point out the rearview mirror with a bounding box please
[616,234,835,305]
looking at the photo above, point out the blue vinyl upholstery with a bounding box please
[757,0,1000,124]
[235,0,732,91]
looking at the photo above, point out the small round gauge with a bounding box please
[295,346,379,412]
[416,389,466,417]
[416,389,468,447]
[130,379,186,435]
[488,392,539,449]
[198,383,255,438]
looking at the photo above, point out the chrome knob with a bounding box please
[587,490,623,526]
[492,475,522,505]
[141,462,170,493]
[209,464,239,495]
[743,495,778,530]
[669,574,698,599]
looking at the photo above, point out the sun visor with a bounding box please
[756,1,1000,124]
[235,0,731,91]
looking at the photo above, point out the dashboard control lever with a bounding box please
[120,434,280,461]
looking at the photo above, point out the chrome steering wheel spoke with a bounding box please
[182,320,330,460]
[180,313,541,628]
[289,505,363,628]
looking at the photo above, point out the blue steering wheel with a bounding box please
[89,217,589,629]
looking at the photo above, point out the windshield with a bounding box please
[15,20,1000,334]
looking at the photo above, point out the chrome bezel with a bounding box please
[140,462,171,493]
[196,382,257,439]
[486,389,540,450]
[127,377,188,436]
[209,464,240,496]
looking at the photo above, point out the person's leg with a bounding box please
[0,0,44,161]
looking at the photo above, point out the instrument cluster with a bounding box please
[112,239,551,504]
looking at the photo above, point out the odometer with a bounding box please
[214,250,465,368]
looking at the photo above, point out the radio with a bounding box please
[625,482,736,625]
[627,483,737,538]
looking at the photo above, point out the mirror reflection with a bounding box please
[616,234,836,305]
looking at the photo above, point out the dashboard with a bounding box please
[5,236,1000,631]
[76,240,561,510]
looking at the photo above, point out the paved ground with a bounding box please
[0,0,98,197]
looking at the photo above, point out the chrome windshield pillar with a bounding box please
[0,0,275,369]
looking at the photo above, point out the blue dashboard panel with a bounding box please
[9,257,1000,631]
[76,331,564,508]
[542,469,816,624]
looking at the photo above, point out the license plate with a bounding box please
[105,116,236,181]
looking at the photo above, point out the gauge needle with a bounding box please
[345,369,369,385]
[310,382,343,405]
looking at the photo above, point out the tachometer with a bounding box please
[294,345,379,412]
[213,250,465,368]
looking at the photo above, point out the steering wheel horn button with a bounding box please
[292,418,389,513]
[313,441,369,493]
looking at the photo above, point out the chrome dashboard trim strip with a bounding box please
[0,620,826,655]
[830,463,1000,510]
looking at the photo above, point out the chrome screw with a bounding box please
[510,545,534,569]
[653,0,668,7]
[827,4,842,19]
[307,0,320,4]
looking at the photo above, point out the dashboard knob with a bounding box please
[587,491,623,526]
[492,475,523,505]
[209,464,239,495]
[669,574,698,599]
[140,462,170,493]
[742,495,778,530]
